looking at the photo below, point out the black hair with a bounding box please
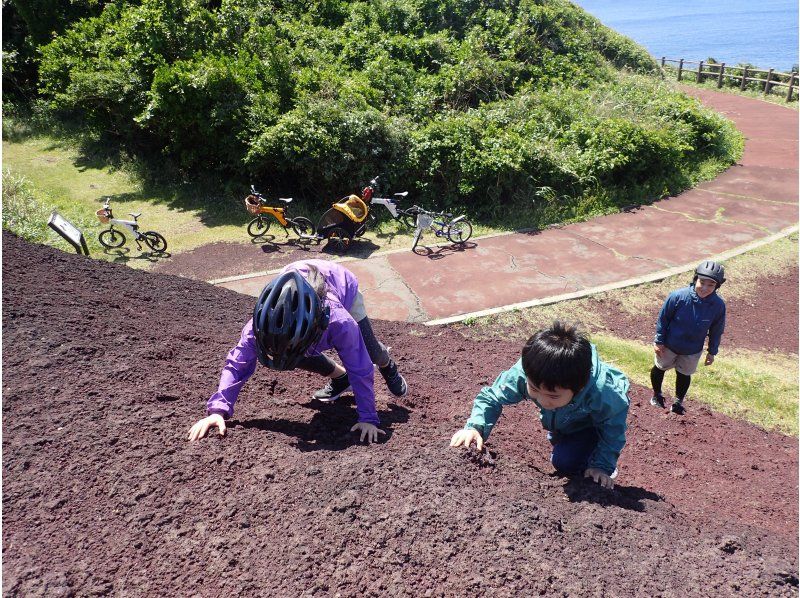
[521,321,592,394]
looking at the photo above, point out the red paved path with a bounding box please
[217,88,798,323]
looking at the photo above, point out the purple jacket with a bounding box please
[206,260,379,425]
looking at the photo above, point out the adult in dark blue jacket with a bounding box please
[650,260,726,414]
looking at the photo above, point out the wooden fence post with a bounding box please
[661,56,666,68]
[677,58,684,81]
[697,60,704,82]
[740,66,748,90]
[717,63,725,88]
[787,74,796,102]
[764,68,774,95]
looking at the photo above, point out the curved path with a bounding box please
[216,88,798,324]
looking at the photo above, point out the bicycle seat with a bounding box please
[393,192,409,198]
[128,212,141,220]
[278,197,293,203]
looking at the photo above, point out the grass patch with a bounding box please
[2,137,251,267]
[593,334,798,436]
[609,233,798,316]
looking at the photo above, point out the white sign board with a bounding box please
[48,211,89,255]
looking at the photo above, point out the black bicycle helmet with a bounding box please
[253,271,330,370]
[693,260,726,287]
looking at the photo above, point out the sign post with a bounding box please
[47,211,89,256]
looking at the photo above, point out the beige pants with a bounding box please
[655,346,703,375]
[349,291,368,322]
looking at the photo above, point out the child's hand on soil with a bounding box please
[705,353,715,366]
[187,414,226,441]
[350,422,386,444]
[584,467,614,489]
[654,344,665,357]
[449,428,483,451]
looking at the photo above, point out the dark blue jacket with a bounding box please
[655,286,726,355]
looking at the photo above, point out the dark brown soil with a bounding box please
[151,239,330,280]
[151,234,389,281]
[3,232,798,596]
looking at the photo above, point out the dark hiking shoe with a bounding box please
[671,400,686,415]
[379,360,408,397]
[313,374,351,402]
[650,393,665,408]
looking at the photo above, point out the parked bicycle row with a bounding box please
[93,175,473,256]
[243,175,473,253]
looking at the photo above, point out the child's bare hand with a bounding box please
[350,422,386,444]
[705,353,715,366]
[584,467,614,489]
[449,428,483,451]
[187,414,226,441]
[654,344,665,357]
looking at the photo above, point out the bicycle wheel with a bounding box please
[411,227,424,251]
[142,231,168,253]
[99,228,126,249]
[247,217,271,238]
[291,216,315,237]
[327,226,351,253]
[447,219,473,244]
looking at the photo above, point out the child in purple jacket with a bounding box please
[187,260,407,444]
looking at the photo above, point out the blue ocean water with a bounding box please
[574,0,798,71]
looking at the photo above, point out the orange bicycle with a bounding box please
[244,186,315,239]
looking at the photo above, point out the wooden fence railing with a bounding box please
[660,57,797,102]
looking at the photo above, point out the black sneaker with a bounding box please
[671,400,686,415]
[379,360,408,398]
[650,393,665,408]
[313,374,351,402]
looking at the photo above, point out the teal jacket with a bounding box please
[465,345,630,474]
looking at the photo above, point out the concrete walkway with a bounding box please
[216,88,798,324]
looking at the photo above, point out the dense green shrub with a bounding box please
[141,53,279,172]
[28,0,738,217]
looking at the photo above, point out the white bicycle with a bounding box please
[96,200,168,253]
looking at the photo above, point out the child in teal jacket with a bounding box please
[450,321,630,489]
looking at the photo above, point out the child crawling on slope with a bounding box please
[188,260,407,445]
[450,321,630,489]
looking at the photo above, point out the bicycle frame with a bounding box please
[369,196,400,218]
[361,176,408,222]
[253,205,289,227]
[107,216,143,239]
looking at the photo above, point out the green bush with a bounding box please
[246,91,408,199]
[140,53,280,172]
[1,169,53,243]
[28,0,736,218]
